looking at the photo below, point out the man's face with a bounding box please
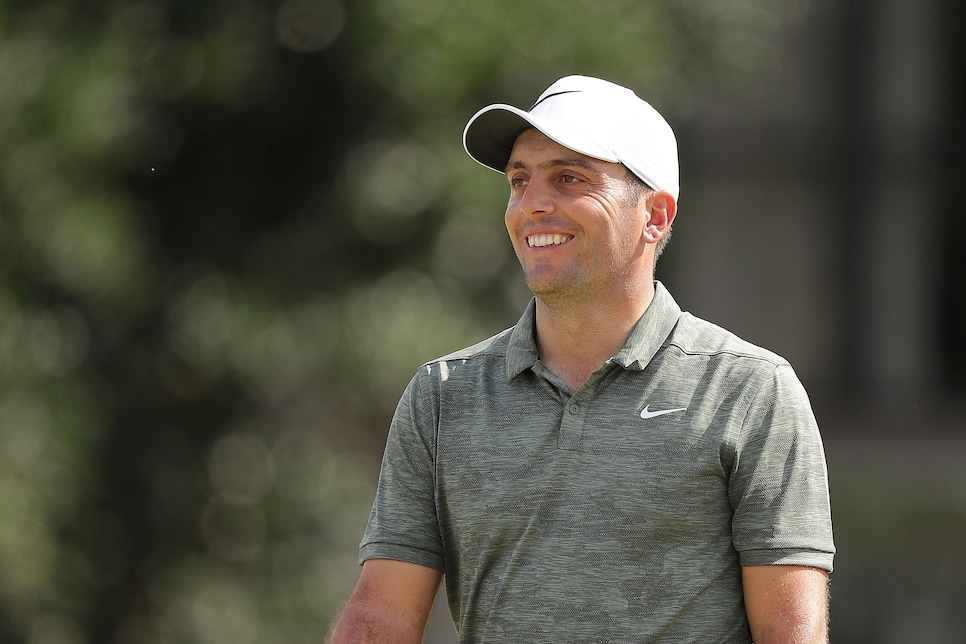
[504,129,649,303]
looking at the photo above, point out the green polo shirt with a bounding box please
[360,282,835,643]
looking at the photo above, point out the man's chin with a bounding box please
[526,277,580,304]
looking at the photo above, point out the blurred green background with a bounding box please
[1,0,964,642]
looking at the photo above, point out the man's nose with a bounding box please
[517,178,555,219]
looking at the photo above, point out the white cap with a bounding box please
[463,75,679,199]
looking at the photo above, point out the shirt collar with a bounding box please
[610,281,682,371]
[505,298,540,382]
[505,281,683,382]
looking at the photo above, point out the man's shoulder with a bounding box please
[418,325,515,372]
[668,311,788,368]
[443,325,514,360]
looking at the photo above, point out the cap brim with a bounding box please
[462,104,534,174]
[463,104,619,175]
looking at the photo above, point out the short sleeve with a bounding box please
[359,369,446,570]
[729,363,835,572]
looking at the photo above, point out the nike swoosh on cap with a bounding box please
[529,90,581,110]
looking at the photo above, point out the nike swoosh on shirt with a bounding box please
[639,405,688,420]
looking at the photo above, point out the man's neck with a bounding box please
[533,281,656,391]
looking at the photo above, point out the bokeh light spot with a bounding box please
[275,0,345,53]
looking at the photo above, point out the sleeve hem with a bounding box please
[359,541,446,571]
[739,548,835,573]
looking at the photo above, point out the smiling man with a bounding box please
[328,75,835,643]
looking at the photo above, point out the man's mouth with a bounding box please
[527,234,573,248]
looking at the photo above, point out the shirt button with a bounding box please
[569,403,580,414]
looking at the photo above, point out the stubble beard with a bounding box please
[522,255,621,310]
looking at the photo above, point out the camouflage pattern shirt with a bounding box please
[360,282,835,643]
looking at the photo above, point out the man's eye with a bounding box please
[560,174,579,184]
[509,176,528,188]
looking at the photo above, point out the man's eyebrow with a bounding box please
[504,157,601,174]
[505,160,527,173]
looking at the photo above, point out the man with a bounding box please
[328,75,835,643]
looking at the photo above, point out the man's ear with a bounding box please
[642,191,677,243]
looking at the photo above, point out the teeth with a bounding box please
[527,234,570,248]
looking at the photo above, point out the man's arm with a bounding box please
[327,558,444,644]
[742,565,829,643]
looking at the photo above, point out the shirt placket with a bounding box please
[558,394,585,451]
